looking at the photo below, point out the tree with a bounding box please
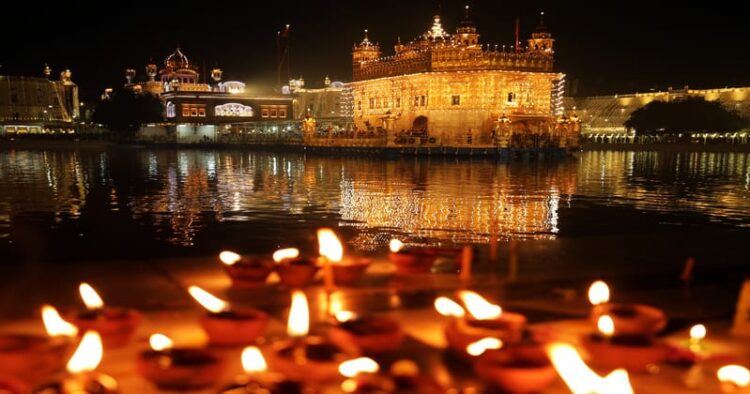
[625,97,747,138]
[93,89,163,139]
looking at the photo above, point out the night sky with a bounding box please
[2,1,747,101]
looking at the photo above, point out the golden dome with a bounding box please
[165,48,189,70]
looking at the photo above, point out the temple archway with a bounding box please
[412,116,428,132]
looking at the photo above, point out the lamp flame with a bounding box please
[339,357,379,378]
[79,282,104,310]
[273,248,300,263]
[459,291,502,320]
[718,365,750,388]
[188,286,229,313]
[241,346,268,374]
[588,281,610,306]
[547,343,634,394]
[690,324,706,341]
[434,297,466,318]
[287,290,309,338]
[149,334,173,352]
[219,250,241,266]
[335,311,357,323]
[389,239,404,253]
[42,305,78,337]
[67,331,103,374]
[598,315,615,337]
[466,337,503,356]
[317,228,343,263]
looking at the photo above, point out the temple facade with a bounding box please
[347,9,580,149]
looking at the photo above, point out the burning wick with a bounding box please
[689,324,706,350]
[389,239,404,253]
[598,315,615,339]
[219,251,241,266]
[434,297,466,318]
[149,333,173,352]
[273,248,300,263]
[79,282,105,311]
[466,337,503,356]
[547,343,633,394]
[717,365,750,393]
[588,280,610,306]
[42,305,78,338]
[458,291,502,320]
[242,346,267,375]
[188,286,230,313]
[339,357,379,378]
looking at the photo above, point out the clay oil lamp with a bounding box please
[436,291,527,357]
[267,290,355,383]
[588,280,667,336]
[469,338,557,393]
[582,314,669,372]
[220,346,305,393]
[274,247,319,288]
[71,282,141,349]
[0,305,77,384]
[388,239,438,274]
[137,333,226,390]
[547,342,634,394]
[328,310,405,355]
[220,250,274,288]
[188,286,269,347]
[317,228,370,287]
[717,365,750,393]
[33,331,119,393]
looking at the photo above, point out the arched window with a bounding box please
[214,103,254,117]
[166,102,176,118]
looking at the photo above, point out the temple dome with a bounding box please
[165,48,190,70]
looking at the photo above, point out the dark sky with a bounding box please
[2,1,748,101]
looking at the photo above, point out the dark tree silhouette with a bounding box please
[93,89,163,139]
[625,98,747,138]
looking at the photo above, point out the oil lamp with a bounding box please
[0,305,76,384]
[267,290,355,383]
[188,286,268,347]
[582,314,669,372]
[220,250,274,288]
[588,280,667,336]
[328,310,404,355]
[274,247,319,288]
[220,346,304,393]
[470,339,557,393]
[317,228,370,287]
[71,282,141,348]
[547,342,634,394]
[387,239,440,274]
[137,333,226,390]
[436,291,526,356]
[34,331,118,393]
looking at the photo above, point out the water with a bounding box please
[1,148,749,265]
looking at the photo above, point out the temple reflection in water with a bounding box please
[0,149,749,258]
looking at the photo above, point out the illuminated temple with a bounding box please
[347,8,580,150]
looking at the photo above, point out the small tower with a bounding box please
[352,29,381,64]
[43,64,52,79]
[528,12,554,54]
[146,63,157,82]
[455,5,480,46]
[125,68,136,85]
[211,68,223,83]
[324,75,331,87]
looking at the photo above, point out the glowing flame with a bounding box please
[339,357,380,378]
[389,239,404,253]
[547,343,634,394]
[459,291,502,320]
[273,248,300,263]
[219,250,241,266]
[242,346,268,374]
[434,297,466,318]
[718,365,750,387]
[188,286,229,314]
[588,281,610,306]
[287,290,309,338]
[79,282,104,310]
[42,305,78,337]
[466,337,503,356]
[149,334,173,352]
[317,228,343,263]
[598,315,615,337]
[690,324,706,341]
[335,311,357,323]
[67,331,103,374]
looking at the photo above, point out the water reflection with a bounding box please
[0,149,748,260]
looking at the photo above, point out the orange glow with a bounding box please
[241,346,268,374]
[79,282,104,310]
[149,334,173,351]
[41,305,78,337]
[690,324,706,342]
[458,291,502,320]
[434,297,466,318]
[339,357,379,378]
[466,337,503,356]
[219,250,241,266]
[389,239,404,253]
[188,286,229,313]
[547,343,634,394]
[317,228,343,262]
[272,248,300,263]
[597,315,615,337]
[588,281,610,306]
[67,331,103,374]
[287,290,309,338]
[717,365,750,388]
